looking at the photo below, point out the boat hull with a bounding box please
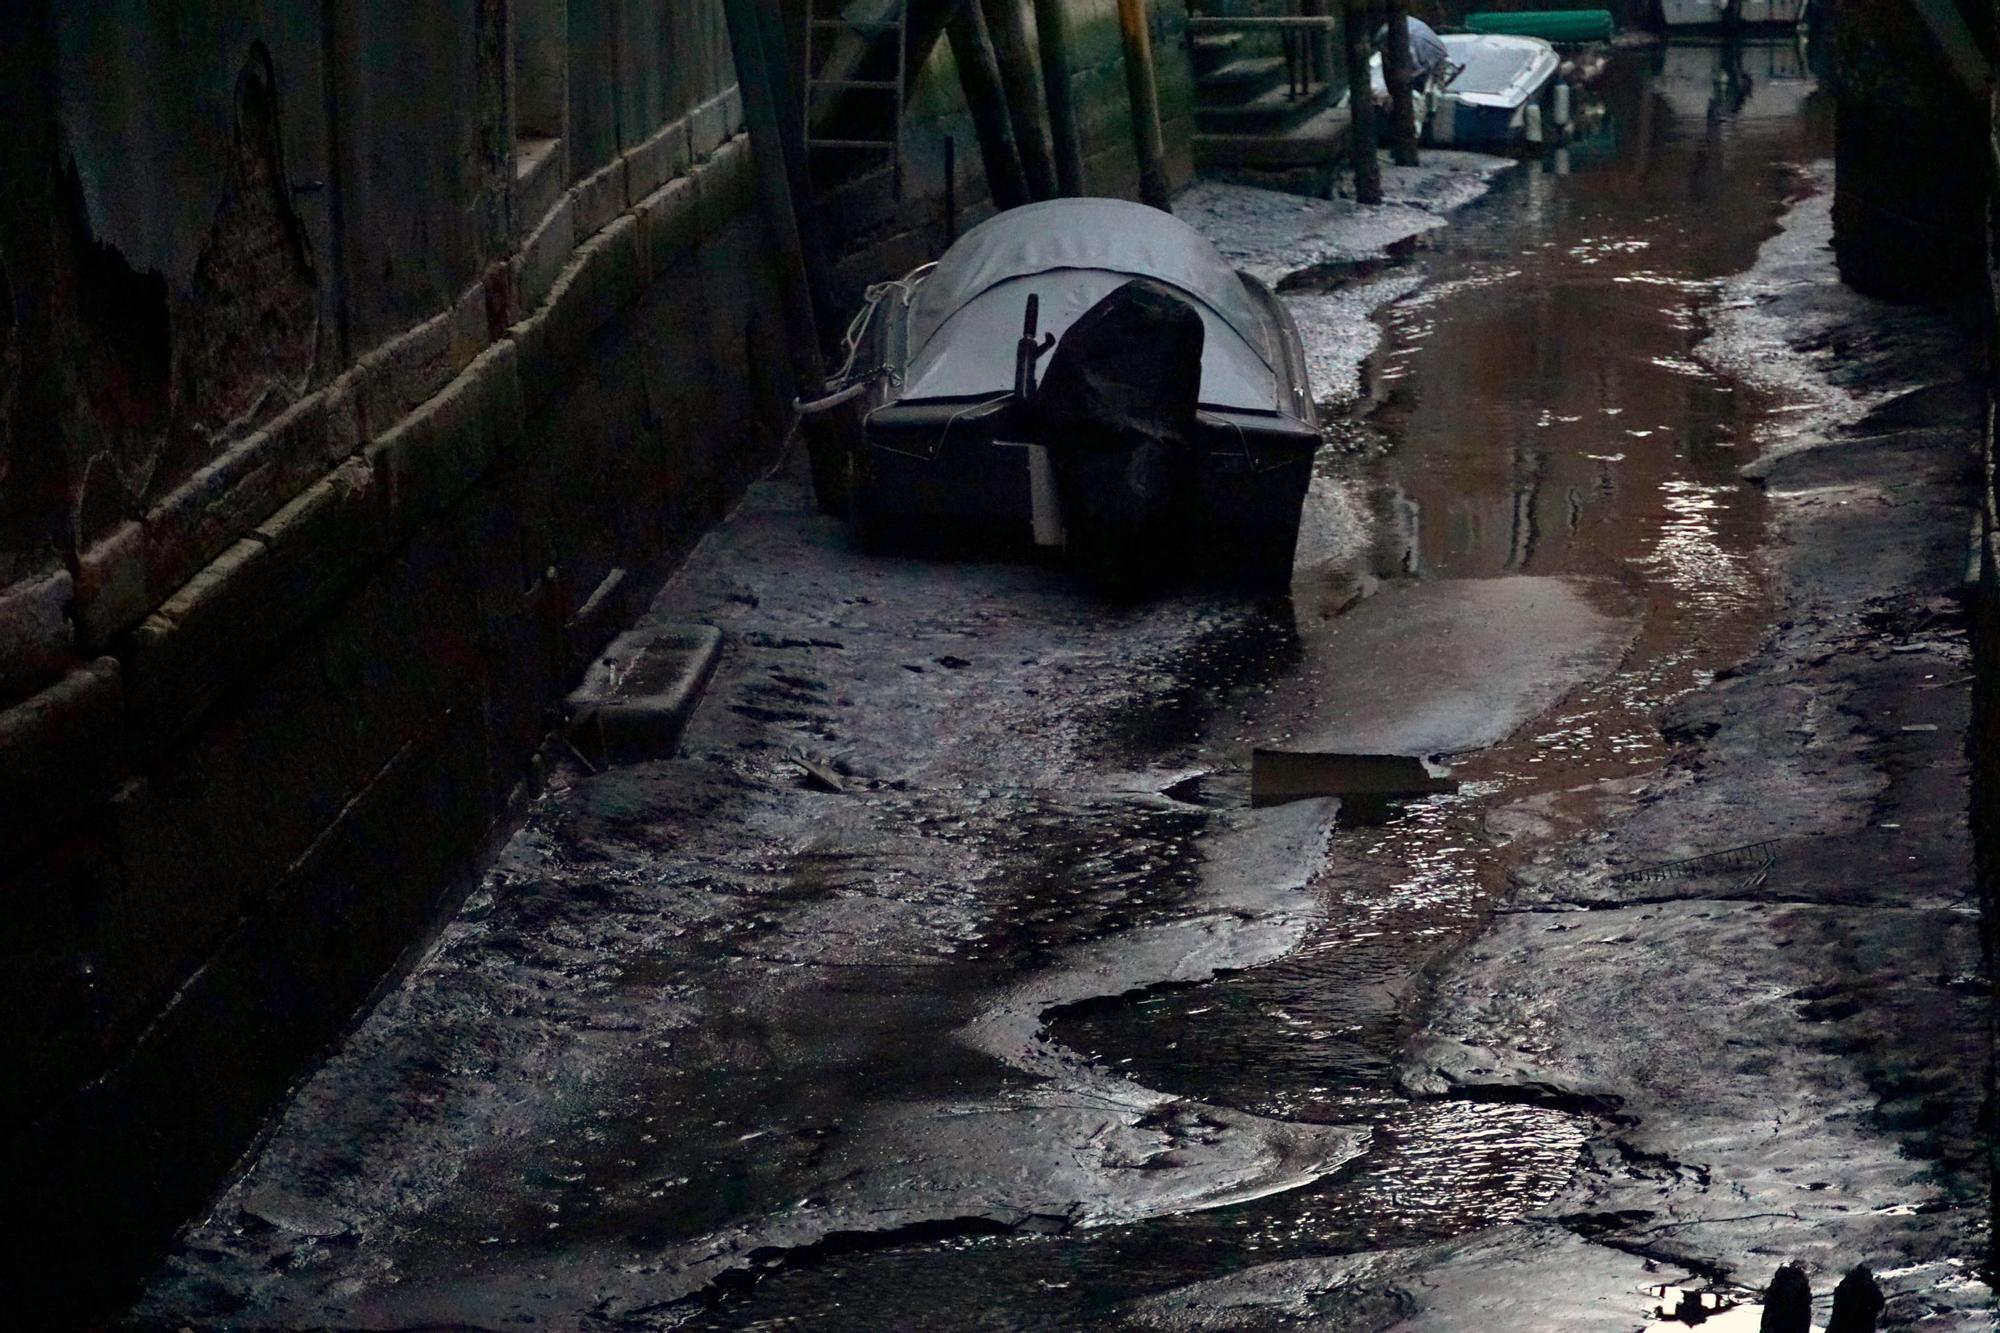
[1420,33,1564,148]
[856,398,1319,588]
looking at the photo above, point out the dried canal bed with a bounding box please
[138,40,1989,1333]
[674,42,1867,1332]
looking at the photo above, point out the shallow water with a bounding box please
[682,39,1835,1330]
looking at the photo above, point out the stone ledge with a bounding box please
[366,339,524,532]
[512,191,578,319]
[354,282,492,441]
[124,461,382,756]
[94,121,749,760]
[691,86,742,160]
[512,212,648,418]
[0,566,74,703]
[695,136,756,240]
[141,376,364,616]
[572,154,631,240]
[634,174,700,288]
[626,114,694,201]
[73,521,149,650]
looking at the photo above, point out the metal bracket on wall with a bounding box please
[803,0,910,198]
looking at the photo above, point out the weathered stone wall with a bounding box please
[0,0,789,1311]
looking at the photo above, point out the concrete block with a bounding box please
[565,623,722,766]
[366,340,523,532]
[72,521,148,650]
[515,223,634,411]
[626,115,693,200]
[590,213,647,315]
[447,279,492,374]
[723,85,744,140]
[108,518,488,1025]
[571,157,630,241]
[512,192,576,316]
[0,566,74,702]
[513,137,567,243]
[0,657,122,853]
[141,379,364,605]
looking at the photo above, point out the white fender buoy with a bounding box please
[1553,82,1572,131]
[1525,101,1544,145]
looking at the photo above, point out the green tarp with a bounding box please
[1463,10,1615,42]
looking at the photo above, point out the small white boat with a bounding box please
[1371,33,1563,148]
[801,199,1322,590]
[1660,0,1810,27]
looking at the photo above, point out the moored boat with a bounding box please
[800,198,1322,592]
[1372,32,1565,148]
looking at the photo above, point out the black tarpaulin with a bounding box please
[1034,278,1205,453]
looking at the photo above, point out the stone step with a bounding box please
[1193,101,1354,170]
[1195,81,1334,135]
[1189,30,1245,74]
[1195,54,1291,105]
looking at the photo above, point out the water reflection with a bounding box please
[686,40,1838,1331]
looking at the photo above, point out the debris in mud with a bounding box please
[1608,838,1783,885]
[1250,749,1457,817]
[788,748,846,794]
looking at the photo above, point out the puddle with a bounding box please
[1275,235,1425,294]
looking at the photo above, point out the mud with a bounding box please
[133,40,1989,1333]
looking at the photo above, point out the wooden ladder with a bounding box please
[803,0,910,197]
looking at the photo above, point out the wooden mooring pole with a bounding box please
[1382,0,1420,167]
[947,0,1032,210]
[1342,0,1383,204]
[1031,0,1087,194]
[721,0,824,380]
[984,0,1059,200]
[1116,0,1174,211]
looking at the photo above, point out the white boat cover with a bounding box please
[900,199,1281,412]
[1438,33,1558,109]
[1371,32,1558,110]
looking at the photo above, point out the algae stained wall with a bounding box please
[0,0,790,1314]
